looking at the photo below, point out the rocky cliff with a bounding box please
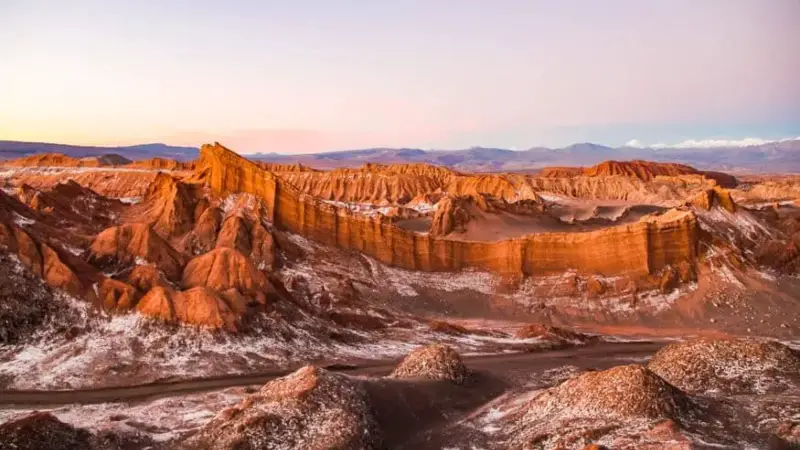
[197,143,699,278]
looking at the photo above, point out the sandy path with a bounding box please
[0,341,663,407]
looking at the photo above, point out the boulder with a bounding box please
[647,338,800,394]
[0,412,91,450]
[184,366,381,449]
[390,344,469,384]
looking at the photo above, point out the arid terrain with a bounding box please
[1,143,799,449]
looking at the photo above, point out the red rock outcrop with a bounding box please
[529,364,693,420]
[136,286,238,331]
[216,215,251,254]
[196,143,700,278]
[213,214,275,269]
[125,264,171,292]
[496,364,700,449]
[40,244,82,295]
[390,344,469,384]
[181,248,267,301]
[361,162,457,183]
[0,212,83,296]
[130,172,197,237]
[15,181,123,231]
[88,224,185,280]
[444,173,539,202]
[181,206,223,255]
[429,196,473,236]
[96,277,139,311]
[688,186,737,213]
[0,412,92,450]
[541,160,738,188]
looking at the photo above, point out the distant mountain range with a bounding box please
[250,139,800,173]
[0,141,198,162]
[3,139,799,173]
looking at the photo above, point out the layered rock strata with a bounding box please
[197,143,699,278]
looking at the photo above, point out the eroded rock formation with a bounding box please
[542,160,738,188]
[89,223,185,280]
[136,286,239,331]
[181,247,267,300]
[196,143,700,279]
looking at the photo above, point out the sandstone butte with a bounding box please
[195,142,700,279]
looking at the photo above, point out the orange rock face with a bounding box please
[688,187,737,213]
[181,248,267,299]
[0,197,84,296]
[125,264,171,293]
[430,196,473,236]
[96,278,139,311]
[181,206,223,255]
[40,244,82,295]
[136,286,238,331]
[89,223,185,280]
[197,142,699,278]
[130,172,198,237]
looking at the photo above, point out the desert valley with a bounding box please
[0,141,797,449]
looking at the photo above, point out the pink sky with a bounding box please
[1,0,798,153]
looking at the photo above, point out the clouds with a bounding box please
[625,137,800,149]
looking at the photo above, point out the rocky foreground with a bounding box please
[1,338,798,449]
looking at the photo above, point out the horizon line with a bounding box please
[2,135,799,156]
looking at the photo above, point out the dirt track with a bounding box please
[0,341,663,407]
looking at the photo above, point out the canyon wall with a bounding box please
[198,143,698,278]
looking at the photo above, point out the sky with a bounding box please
[1,0,799,154]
